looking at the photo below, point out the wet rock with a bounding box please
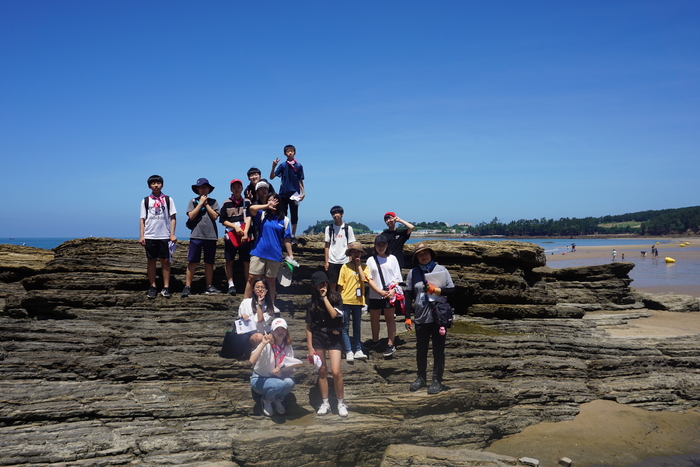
[640,293,700,312]
[0,238,698,466]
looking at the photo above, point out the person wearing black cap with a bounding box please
[381,212,415,268]
[404,243,455,394]
[306,271,348,417]
[182,178,221,297]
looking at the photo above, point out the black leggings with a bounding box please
[281,196,299,226]
[415,321,446,382]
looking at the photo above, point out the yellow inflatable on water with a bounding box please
[665,257,676,263]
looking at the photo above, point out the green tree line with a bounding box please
[408,206,700,236]
[303,220,372,235]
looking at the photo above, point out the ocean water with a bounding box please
[3,237,697,289]
[408,237,699,289]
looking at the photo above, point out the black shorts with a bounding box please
[312,329,343,351]
[144,239,170,260]
[224,238,251,262]
[327,263,343,284]
[369,298,396,310]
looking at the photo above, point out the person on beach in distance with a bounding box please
[612,249,617,262]
[139,175,177,299]
[239,278,280,347]
[249,317,295,417]
[404,243,455,394]
[220,179,251,296]
[182,178,220,297]
[324,205,356,292]
[248,193,294,303]
[337,242,369,362]
[270,145,305,244]
[306,271,348,417]
[381,212,415,268]
[366,234,403,358]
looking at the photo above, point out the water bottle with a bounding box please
[439,326,446,336]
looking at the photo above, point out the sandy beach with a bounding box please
[544,238,700,298]
[484,238,700,466]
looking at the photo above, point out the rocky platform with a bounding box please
[1,237,699,467]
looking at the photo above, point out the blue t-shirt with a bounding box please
[274,160,304,196]
[250,210,292,262]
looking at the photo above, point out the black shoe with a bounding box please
[147,287,157,299]
[427,379,442,394]
[181,286,191,298]
[204,285,221,294]
[291,237,298,246]
[161,287,171,298]
[383,345,396,358]
[227,285,237,296]
[410,376,426,392]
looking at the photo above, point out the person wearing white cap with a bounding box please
[249,317,295,417]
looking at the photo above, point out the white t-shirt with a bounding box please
[140,196,177,240]
[366,254,402,299]
[325,224,356,264]
[253,342,294,377]
[238,298,279,334]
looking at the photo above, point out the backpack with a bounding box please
[410,266,454,328]
[143,196,171,219]
[326,223,350,245]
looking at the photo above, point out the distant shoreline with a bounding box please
[410,232,700,240]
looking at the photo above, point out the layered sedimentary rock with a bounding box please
[0,237,699,467]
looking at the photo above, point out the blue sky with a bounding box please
[2,1,699,238]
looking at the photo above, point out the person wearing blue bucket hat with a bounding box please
[182,177,221,297]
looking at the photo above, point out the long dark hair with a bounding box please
[309,281,342,316]
[266,193,287,220]
[251,278,275,311]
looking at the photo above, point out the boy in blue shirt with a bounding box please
[270,144,305,243]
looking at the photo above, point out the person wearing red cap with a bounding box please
[381,212,415,268]
[220,179,251,296]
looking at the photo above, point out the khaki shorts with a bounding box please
[249,256,282,278]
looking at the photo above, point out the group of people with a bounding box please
[138,147,456,418]
[138,144,304,300]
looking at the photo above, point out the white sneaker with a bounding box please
[262,398,273,417]
[354,350,367,360]
[317,401,331,416]
[338,402,348,417]
[273,397,285,415]
[346,351,354,362]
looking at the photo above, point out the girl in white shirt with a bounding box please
[366,234,403,358]
[249,318,295,417]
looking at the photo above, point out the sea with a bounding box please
[2,236,698,289]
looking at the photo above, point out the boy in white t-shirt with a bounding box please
[139,175,177,299]
[324,205,356,292]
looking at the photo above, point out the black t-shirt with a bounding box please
[305,298,343,330]
[382,228,411,268]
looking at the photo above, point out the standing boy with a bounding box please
[270,144,305,243]
[324,205,356,292]
[182,178,221,297]
[139,175,177,298]
[381,212,415,268]
[220,179,251,296]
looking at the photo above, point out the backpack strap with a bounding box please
[143,197,149,219]
[329,223,350,245]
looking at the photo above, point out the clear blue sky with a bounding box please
[2,1,699,238]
